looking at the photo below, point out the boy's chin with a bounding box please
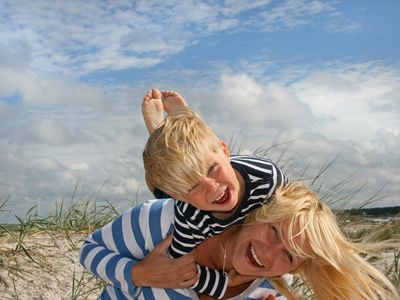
[214,199,239,214]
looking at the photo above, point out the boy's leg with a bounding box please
[142,88,164,134]
[161,90,188,113]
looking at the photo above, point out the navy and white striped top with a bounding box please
[79,198,291,299]
[168,155,289,299]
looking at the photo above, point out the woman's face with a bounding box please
[232,220,310,277]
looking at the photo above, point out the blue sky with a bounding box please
[0,0,399,221]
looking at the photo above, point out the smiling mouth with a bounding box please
[247,243,264,267]
[212,187,229,205]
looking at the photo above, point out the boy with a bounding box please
[138,89,288,299]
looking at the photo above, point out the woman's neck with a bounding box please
[196,226,255,300]
[196,226,238,272]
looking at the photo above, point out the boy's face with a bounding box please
[171,141,244,212]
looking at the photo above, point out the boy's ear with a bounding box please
[169,192,187,203]
[169,192,180,200]
[219,140,230,157]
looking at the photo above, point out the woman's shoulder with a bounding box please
[130,198,176,228]
[229,278,290,300]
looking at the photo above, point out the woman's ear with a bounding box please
[219,140,230,158]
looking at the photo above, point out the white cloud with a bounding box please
[0,68,108,108]
[255,0,336,31]
[0,0,343,76]
[291,61,400,140]
[325,21,362,33]
[0,40,31,70]
[221,0,273,16]
[0,79,152,218]
[0,101,16,120]
[0,139,148,220]
[212,72,315,129]
[11,119,91,145]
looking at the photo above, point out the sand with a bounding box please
[0,231,102,300]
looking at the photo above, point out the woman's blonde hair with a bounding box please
[143,108,222,196]
[247,182,399,300]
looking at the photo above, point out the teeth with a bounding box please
[250,245,264,267]
[213,188,227,203]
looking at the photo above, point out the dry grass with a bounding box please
[0,190,124,300]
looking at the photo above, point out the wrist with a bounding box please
[131,264,145,286]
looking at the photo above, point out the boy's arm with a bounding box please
[168,204,204,257]
[169,203,230,299]
[192,266,229,299]
[79,200,197,296]
[268,159,290,199]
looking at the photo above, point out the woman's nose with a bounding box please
[262,244,283,266]
[261,251,274,269]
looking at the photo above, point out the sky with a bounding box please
[0,0,399,222]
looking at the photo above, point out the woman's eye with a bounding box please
[271,225,279,241]
[284,250,293,263]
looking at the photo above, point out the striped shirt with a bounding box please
[168,155,289,299]
[79,198,291,300]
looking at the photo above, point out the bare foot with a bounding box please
[142,88,164,134]
[161,90,189,113]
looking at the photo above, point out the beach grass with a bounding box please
[0,186,124,299]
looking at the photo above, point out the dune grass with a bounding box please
[0,186,128,299]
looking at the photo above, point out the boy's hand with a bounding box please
[227,270,257,287]
[197,294,218,300]
[262,295,276,300]
[131,235,199,288]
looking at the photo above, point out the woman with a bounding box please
[79,199,288,299]
[80,182,399,299]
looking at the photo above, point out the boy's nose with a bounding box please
[203,177,218,189]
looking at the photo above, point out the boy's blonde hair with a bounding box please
[246,182,399,300]
[143,108,222,196]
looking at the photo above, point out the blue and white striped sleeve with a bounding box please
[79,199,175,298]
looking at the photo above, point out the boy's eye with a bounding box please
[207,163,217,175]
[187,184,199,194]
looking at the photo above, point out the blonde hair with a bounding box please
[247,182,399,300]
[143,108,222,196]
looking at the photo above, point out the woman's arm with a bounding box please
[79,199,197,296]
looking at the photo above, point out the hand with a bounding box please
[227,270,258,287]
[262,295,276,300]
[131,235,198,288]
[197,294,217,300]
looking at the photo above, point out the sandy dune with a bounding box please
[0,232,102,300]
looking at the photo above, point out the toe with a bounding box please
[152,88,162,99]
